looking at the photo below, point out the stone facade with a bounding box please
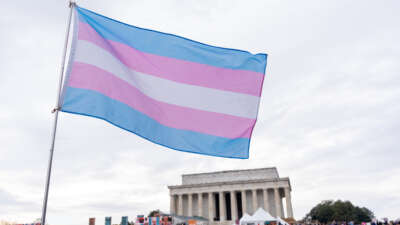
[168,168,294,225]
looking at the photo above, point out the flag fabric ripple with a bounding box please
[60,6,268,159]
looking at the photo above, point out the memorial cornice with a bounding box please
[182,167,278,177]
[168,177,291,191]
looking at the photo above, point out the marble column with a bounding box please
[198,193,203,217]
[230,191,237,221]
[263,189,269,213]
[188,193,193,217]
[285,188,294,218]
[178,194,183,216]
[219,192,226,221]
[252,189,258,213]
[280,199,285,219]
[241,190,247,214]
[208,192,214,222]
[274,188,282,218]
[170,195,175,214]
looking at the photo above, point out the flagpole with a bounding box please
[40,1,75,225]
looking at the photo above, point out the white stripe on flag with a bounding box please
[73,40,261,119]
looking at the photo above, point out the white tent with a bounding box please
[240,208,277,225]
[252,208,277,222]
[277,217,289,225]
[240,213,253,225]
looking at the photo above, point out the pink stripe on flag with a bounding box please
[67,62,256,139]
[77,21,264,96]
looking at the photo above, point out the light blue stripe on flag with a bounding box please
[76,6,267,73]
[62,87,250,159]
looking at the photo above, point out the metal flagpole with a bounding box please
[40,1,75,225]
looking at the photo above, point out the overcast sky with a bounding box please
[1,0,399,224]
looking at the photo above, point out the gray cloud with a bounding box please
[1,0,399,224]
[0,189,40,215]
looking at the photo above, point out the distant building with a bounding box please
[168,167,294,225]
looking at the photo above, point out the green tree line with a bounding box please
[306,200,374,224]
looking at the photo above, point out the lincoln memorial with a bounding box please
[168,167,294,225]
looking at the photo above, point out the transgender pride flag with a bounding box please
[60,6,267,159]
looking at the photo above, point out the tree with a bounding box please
[148,209,161,217]
[305,200,374,224]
